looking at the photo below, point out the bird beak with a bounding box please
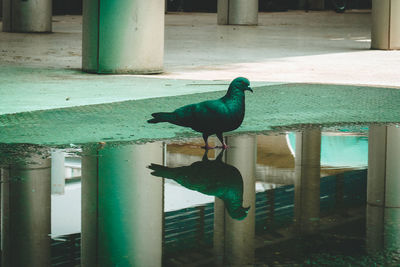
[246,87,253,93]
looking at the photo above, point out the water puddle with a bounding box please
[0,124,400,266]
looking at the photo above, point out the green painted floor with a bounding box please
[0,83,399,145]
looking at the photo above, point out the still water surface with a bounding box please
[0,124,399,266]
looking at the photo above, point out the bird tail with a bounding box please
[147,112,176,124]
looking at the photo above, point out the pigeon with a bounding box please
[147,77,253,149]
[148,150,250,220]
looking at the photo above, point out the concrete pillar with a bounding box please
[217,0,258,25]
[2,0,52,32]
[294,129,321,234]
[51,149,65,195]
[81,142,164,267]
[366,125,400,253]
[1,151,51,267]
[217,0,229,25]
[371,0,400,50]
[82,0,164,74]
[213,135,256,266]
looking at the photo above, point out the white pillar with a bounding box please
[294,129,321,234]
[217,0,258,25]
[213,135,256,266]
[81,142,164,267]
[1,151,51,267]
[2,0,52,32]
[366,125,400,253]
[82,0,164,74]
[371,0,400,50]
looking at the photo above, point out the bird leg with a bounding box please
[202,150,210,161]
[217,133,228,149]
[202,133,214,150]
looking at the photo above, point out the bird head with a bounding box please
[231,77,253,93]
[229,205,251,220]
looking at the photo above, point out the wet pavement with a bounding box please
[1,83,400,145]
[1,124,400,266]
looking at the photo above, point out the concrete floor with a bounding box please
[0,11,399,116]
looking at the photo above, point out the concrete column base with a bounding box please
[371,0,400,50]
[82,0,164,74]
[2,0,52,32]
[217,0,258,25]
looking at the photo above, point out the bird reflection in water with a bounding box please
[148,150,250,220]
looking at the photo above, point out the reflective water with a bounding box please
[0,124,400,266]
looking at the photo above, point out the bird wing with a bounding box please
[174,99,231,133]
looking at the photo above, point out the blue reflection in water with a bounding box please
[287,133,368,168]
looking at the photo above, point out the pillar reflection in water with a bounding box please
[51,149,65,195]
[1,149,51,267]
[81,142,164,267]
[294,128,321,234]
[367,125,400,253]
[214,135,256,266]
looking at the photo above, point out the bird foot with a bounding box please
[217,144,229,150]
[202,145,215,150]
